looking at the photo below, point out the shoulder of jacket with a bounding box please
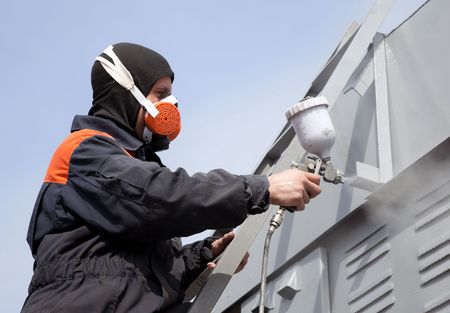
[44,129,129,184]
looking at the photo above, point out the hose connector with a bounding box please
[269,208,285,230]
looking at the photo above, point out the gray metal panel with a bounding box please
[306,21,360,99]
[373,33,394,182]
[213,52,378,312]
[241,248,330,313]
[215,0,450,312]
[249,138,449,313]
[212,0,398,309]
[384,0,450,173]
[253,0,395,178]
[319,0,396,108]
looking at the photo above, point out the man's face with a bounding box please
[134,76,173,140]
[147,76,173,103]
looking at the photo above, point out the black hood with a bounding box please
[88,43,174,138]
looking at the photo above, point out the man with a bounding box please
[22,43,321,313]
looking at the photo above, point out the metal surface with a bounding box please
[351,161,383,192]
[252,19,359,177]
[187,209,272,313]
[185,0,450,312]
[307,21,360,98]
[239,133,450,312]
[253,0,395,180]
[351,32,395,191]
[243,247,330,313]
[384,0,450,173]
[208,0,397,311]
[373,33,394,182]
[212,1,450,312]
[319,0,396,108]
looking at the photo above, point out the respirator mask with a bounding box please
[95,45,181,143]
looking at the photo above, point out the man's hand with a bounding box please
[268,169,321,211]
[207,232,249,273]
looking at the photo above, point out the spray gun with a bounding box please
[285,96,344,184]
[259,96,343,313]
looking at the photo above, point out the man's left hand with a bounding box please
[207,232,249,273]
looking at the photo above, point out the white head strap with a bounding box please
[95,45,160,118]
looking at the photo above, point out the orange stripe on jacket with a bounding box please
[44,129,118,184]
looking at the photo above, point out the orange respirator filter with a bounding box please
[144,101,181,141]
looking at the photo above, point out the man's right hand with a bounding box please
[267,169,321,211]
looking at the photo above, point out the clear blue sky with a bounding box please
[0,0,425,311]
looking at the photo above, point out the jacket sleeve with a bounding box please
[62,135,270,242]
[179,238,215,290]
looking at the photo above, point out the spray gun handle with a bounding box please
[280,160,321,213]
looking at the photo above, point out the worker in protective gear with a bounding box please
[22,42,321,313]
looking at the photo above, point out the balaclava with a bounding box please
[89,43,174,139]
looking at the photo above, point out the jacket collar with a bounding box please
[71,115,164,165]
[71,115,143,151]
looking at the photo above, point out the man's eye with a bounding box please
[158,92,168,100]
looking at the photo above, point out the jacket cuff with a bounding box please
[180,239,215,290]
[242,175,270,215]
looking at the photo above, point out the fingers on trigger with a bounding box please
[303,190,310,204]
